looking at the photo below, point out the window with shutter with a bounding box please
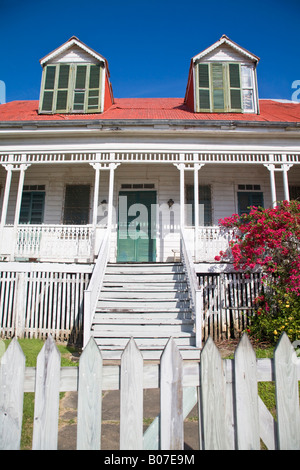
[41,65,56,112]
[197,62,244,113]
[19,191,45,224]
[237,192,264,216]
[56,64,70,112]
[39,63,102,114]
[198,64,211,111]
[212,63,225,111]
[229,63,242,111]
[63,185,91,225]
[186,185,212,226]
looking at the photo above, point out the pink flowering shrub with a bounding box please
[216,200,300,343]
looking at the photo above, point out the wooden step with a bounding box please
[93,316,193,325]
[93,336,195,350]
[90,262,196,359]
[99,290,189,300]
[102,282,188,291]
[103,273,186,283]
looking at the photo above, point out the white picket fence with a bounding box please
[0,332,299,450]
[0,263,92,342]
[198,272,263,341]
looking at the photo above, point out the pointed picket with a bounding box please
[32,335,61,450]
[200,336,228,449]
[160,337,183,450]
[120,337,143,450]
[0,338,25,450]
[234,333,260,450]
[77,336,103,450]
[274,332,300,450]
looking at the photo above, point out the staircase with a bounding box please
[91,262,200,360]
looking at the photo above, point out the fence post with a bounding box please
[15,272,26,338]
[32,336,61,450]
[234,333,260,450]
[195,288,203,348]
[200,337,227,449]
[274,332,300,450]
[160,338,183,450]
[0,338,25,450]
[77,337,103,450]
[120,338,143,450]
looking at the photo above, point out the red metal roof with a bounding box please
[0,99,300,123]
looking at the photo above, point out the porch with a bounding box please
[0,150,299,264]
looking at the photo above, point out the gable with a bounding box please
[47,45,100,65]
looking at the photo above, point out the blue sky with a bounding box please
[1,0,300,103]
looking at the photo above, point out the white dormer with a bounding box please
[39,36,113,114]
[185,35,260,114]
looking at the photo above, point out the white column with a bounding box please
[281,164,293,201]
[264,164,277,208]
[194,165,199,260]
[179,163,185,231]
[0,164,13,228]
[193,163,204,261]
[91,163,101,226]
[14,164,30,228]
[107,162,120,230]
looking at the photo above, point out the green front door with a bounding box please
[117,190,156,262]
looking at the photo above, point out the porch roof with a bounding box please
[1,99,300,124]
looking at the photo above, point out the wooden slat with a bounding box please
[160,338,183,450]
[234,333,260,450]
[0,338,25,450]
[274,332,300,450]
[120,338,143,450]
[32,336,61,450]
[200,336,228,449]
[77,337,103,450]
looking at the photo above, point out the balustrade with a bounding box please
[15,225,94,261]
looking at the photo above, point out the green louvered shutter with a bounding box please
[41,65,56,112]
[73,65,87,111]
[212,64,225,111]
[19,192,45,224]
[229,63,242,111]
[56,64,70,111]
[87,65,101,112]
[186,185,212,226]
[198,64,210,111]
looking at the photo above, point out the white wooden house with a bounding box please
[0,35,299,358]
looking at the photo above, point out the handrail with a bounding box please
[180,229,203,348]
[83,231,110,347]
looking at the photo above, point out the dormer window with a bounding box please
[185,35,260,114]
[38,36,114,115]
[40,63,102,113]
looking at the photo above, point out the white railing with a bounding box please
[15,225,94,261]
[83,231,110,347]
[180,229,203,348]
[186,226,234,262]
[1,151,300,165]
